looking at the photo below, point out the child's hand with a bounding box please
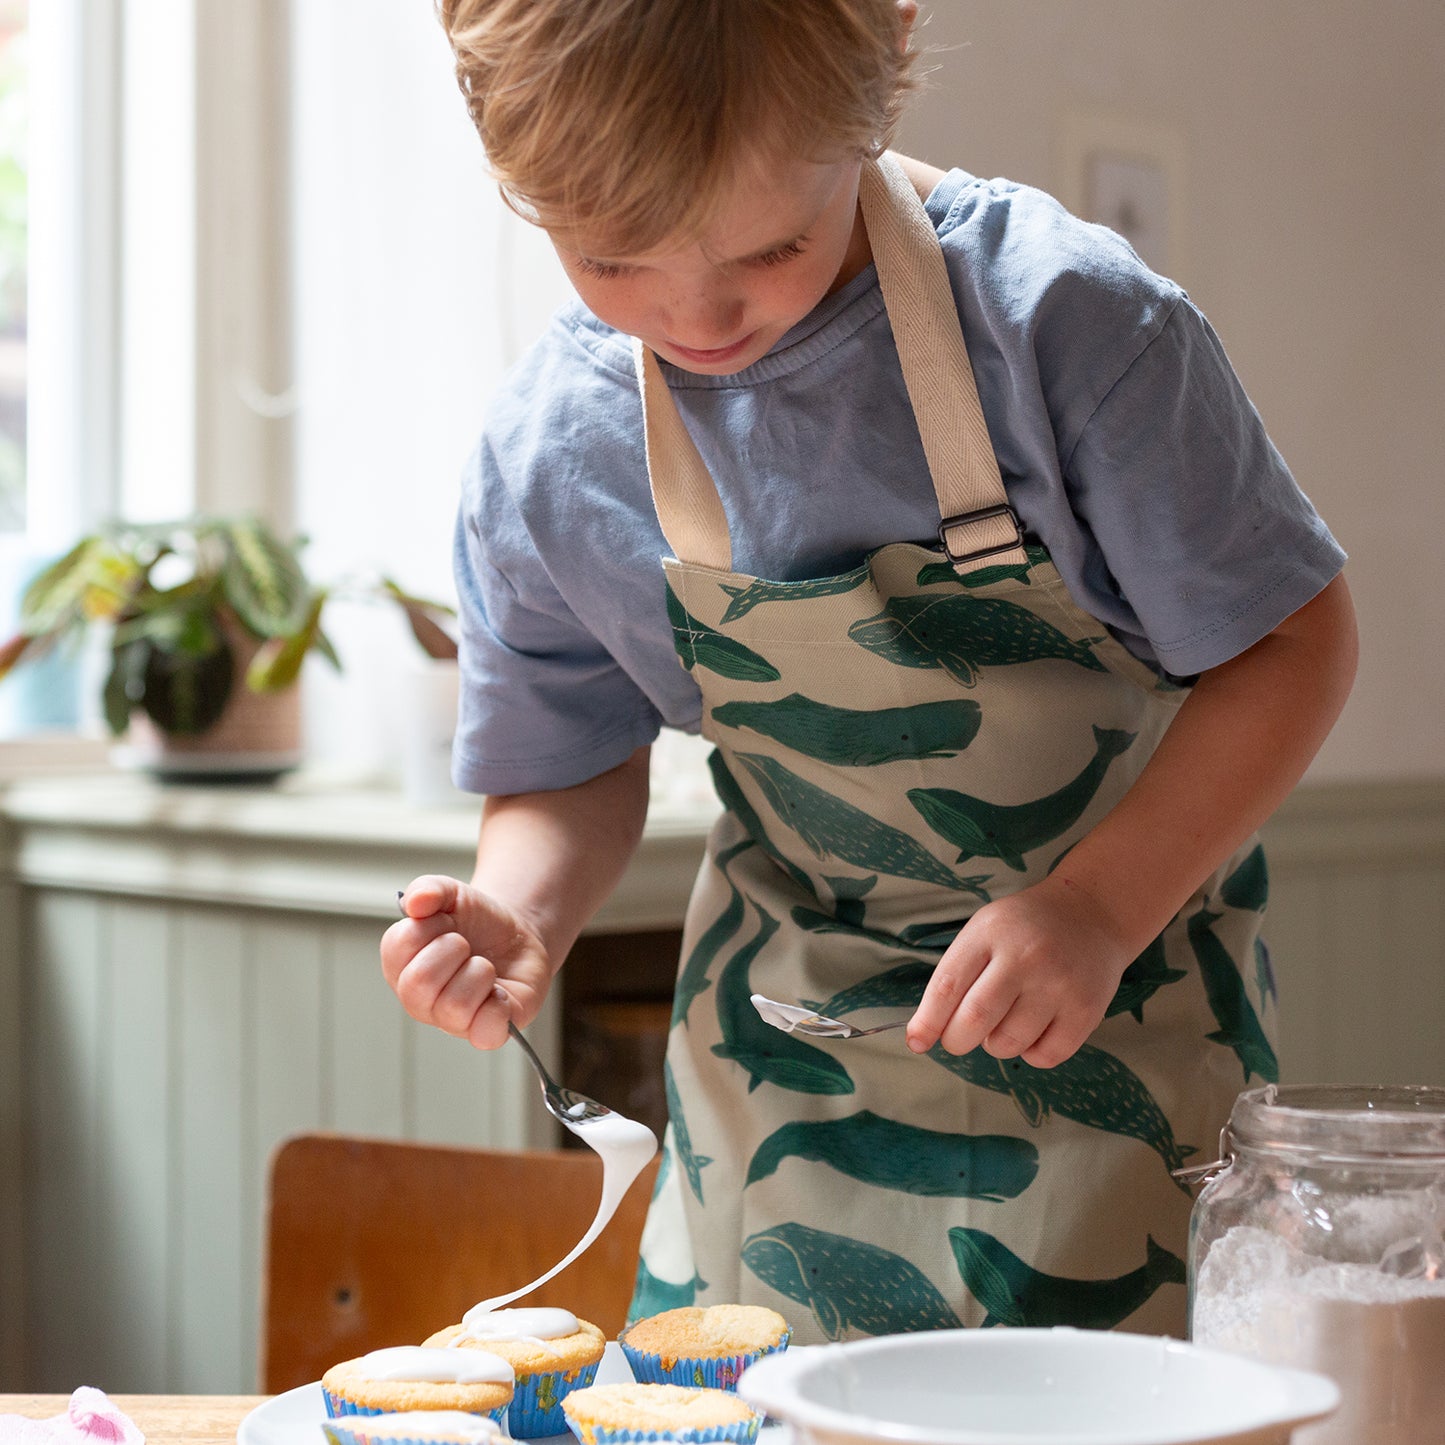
[905,874,1134,1068]
[382,875,553,1050]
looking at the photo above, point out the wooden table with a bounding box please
[0,1397,264,1445]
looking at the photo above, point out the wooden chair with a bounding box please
[260,1132,660,1393]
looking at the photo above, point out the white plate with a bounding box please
[236,1343,790,1445]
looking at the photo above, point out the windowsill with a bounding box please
[0,732,114,780]
[0,763,721,931]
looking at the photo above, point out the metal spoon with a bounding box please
[396,890,612,1126]
[750,992,912,1039]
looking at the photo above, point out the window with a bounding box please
[0,1,22,539]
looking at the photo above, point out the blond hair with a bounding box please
[438,0,917,254]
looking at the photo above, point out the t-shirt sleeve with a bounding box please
[1060,295,1346,677]
[449,435,664,796]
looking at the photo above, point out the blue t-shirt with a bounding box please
[452,169,1345,796]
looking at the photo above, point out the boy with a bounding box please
[384,0,1356,1339]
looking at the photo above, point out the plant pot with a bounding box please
[114,621,304,783]
[119,684,303,783]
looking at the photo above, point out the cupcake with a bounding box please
[618,1305,790,1391]
[321,1346,514,1424]
[426,1305,607,1437]
[321,1410,507,1445]
[562,1383,761,1445]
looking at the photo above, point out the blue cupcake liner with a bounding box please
[322,1424,503,1445]
[566,1417,760,1445]
[322,1391,508,1429]
[508,1357,602,1438]
[619,1332,790,1393]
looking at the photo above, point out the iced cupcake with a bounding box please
[321,1410,507,1445]
[618,1305,790,1391]
[562,1383,761,1445]
[426,1305,607,1437]
[320,1346,514,1424]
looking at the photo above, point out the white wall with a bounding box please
[897,1,1444,784]
[289,1,1442,786]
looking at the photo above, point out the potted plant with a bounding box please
[0,514,457,778]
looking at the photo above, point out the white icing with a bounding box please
[351,1412,504,1442]
[356,1347,514,1386]
[459,1305,580,1340]
[468,1111,658,1313]
[750,994,852,1036]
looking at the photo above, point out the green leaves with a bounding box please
[2,513,458,738]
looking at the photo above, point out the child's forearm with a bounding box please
[471,744,654,970]
[1050,573,1358,953]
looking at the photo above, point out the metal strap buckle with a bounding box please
[938,504,1025,566]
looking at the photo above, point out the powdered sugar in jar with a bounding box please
[1189,1084,1445,1445]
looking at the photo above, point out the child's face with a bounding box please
[552,154,870,376]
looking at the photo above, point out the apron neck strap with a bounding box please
[633,152,1026,575]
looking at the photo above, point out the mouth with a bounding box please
[663,332,758,369]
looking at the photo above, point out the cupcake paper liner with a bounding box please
[321,1392,509,1429]
[322,1425,499,1445]
[618,1333,791,1393]
[565,1417,760,1445]
[508,1358,603,1438]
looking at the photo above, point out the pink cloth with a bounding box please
[0,1390,144,1445]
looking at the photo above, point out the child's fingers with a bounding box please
[391,929,475,1022]
[982,997,1053,1061]
[1020,1017,1085,1070]
[379,910,459,990]
[398,874,462,920]
[906,941,989,1052]
[938,980,1017,1058]
[428,952,507,1044]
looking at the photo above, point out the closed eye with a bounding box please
[751,239,807,268]
[575,256,628,280]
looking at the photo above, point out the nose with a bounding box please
[663,278,746,350]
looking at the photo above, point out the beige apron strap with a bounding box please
[634,339,733,571]
[636,151,1026,575]
[862,154,1026,571]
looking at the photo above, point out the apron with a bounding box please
[628,154,1277,1343]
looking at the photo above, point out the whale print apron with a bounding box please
[628,155,1277,1343]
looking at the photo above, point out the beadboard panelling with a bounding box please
[15,889,554,1395]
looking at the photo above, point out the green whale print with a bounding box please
[743,1221,963,1340]
[1221,843,1269,913]
[666,584,781,682]
[711,693,982,766]
[1187,906,1278,1084]
[1105,933,1187,1022]
[814,959,935,1015]
[949,1227,1185,1328]
[628,1257,701,1320]
[737,752,992,898]
[673,835,754,1028]
[718,567,870,623]
[915,545,1049,591]
[908,725,1137,871]
[847,593,1107,687]
[792,896,961,955]
[929,1044,1196,1186]
[1255,936,1277,1005]
[746,1109,1039,1201]
[709,898,856,1096]
[708,751,819,898]
[663,1059,712,1204]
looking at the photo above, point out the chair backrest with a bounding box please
[260,1132,659,1393]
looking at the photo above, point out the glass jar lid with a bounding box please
[1227,1083,1445,1162]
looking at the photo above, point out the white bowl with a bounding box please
[735,1328,1339,1445]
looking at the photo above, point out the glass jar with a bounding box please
[1189,1084,1445,1445]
